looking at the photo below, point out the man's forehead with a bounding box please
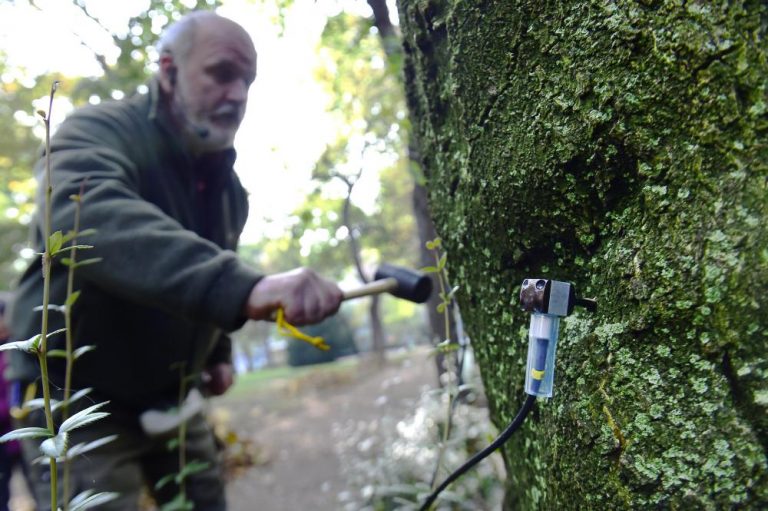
[191,18,257,67]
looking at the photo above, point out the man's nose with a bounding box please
[226,79,249,103]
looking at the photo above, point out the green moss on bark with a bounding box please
[398,0,767,508]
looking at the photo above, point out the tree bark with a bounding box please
[398,1,768,508]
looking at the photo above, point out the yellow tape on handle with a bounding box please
[275,308,330,351]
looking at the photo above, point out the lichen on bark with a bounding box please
[398,0,767,508]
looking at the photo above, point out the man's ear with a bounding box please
[158,54,177,93]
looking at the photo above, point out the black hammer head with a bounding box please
[374,264,433,303]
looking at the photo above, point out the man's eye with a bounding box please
[210,66,237,84]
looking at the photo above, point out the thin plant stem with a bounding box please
[178,364,188,502]
[62,180,87,510]
[39,81,60,511]
[428,246,457,494]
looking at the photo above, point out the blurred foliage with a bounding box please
[334,371,505,510]
[0,1,423,348]
[295,7,417,275]
[67,0,221,103]
[0,0,221,289]
[286,311,358,367]
[237,3,424,356]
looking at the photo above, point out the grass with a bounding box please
[226,356,360,398]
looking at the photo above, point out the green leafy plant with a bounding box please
[154,362,211,511]
[421,238,463,498]
[0,82,116,511]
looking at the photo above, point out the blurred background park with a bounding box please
[0,0,502,509]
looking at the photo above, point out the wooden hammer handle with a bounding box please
[342,277,399,301]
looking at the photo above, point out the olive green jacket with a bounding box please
[8,82,262,410]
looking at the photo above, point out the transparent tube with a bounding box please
[524,313,560,398]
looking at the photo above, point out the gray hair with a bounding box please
[157,10,220,64]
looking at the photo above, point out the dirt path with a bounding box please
[7,348,438,510]
[217,348,437,511]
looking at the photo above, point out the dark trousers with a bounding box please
[19,405,226,510]
[0,445,13,511]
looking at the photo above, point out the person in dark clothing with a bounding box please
[7,11,342,510]
[0,298,22,511]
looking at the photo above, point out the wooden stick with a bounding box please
[342,277,399,300]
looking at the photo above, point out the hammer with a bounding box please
[342,263,432,304]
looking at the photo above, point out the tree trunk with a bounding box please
[398,1,767,508]
[367,0,460,380]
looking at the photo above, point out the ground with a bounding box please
[220,347,437,511]
[9,347,438,511]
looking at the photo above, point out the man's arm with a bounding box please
[40,107,260,331]
[42,106,343,333]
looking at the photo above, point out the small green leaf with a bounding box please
[159,493,194,511]
[68,489,119,511]
[77,228,97,238]
[48,231,64,254]
[177,460,210,482]
[59,401,110,433]
[40,432,69,458]
[47,350,68,359]
[435,339,459,353]
[52,244,94,257]
[66,290,81,307]
[73,345,96,359]
[60,388,93,411]
[61,230,78,244]
[26,398,55,411]
[155,472,176,491]
[0,427,52,442]
[71,257,102,269]
[65,435,117,460]
[166,437,180,452]
[421,266,439,274]
[33,304,66,313]
[425,238,442,250]
[0,336,41,354]
[437,252,447,271]
[436,302,446,313]
[51,388,93,414]
[446,285,460,300]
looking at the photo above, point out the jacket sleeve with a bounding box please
[37,104,262,332]
[207,333,233,367]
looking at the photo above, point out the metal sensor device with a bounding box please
[519,279,596,398]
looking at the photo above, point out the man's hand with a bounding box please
[244,268,343,326]
[203,362,235,396]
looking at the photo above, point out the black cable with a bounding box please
[418,394,537,511]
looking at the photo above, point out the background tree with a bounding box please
[0,51,49,288]
[0,0,220,290]
[309,6,426,362]
[365,0,461,381]
[398,1,767,508]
